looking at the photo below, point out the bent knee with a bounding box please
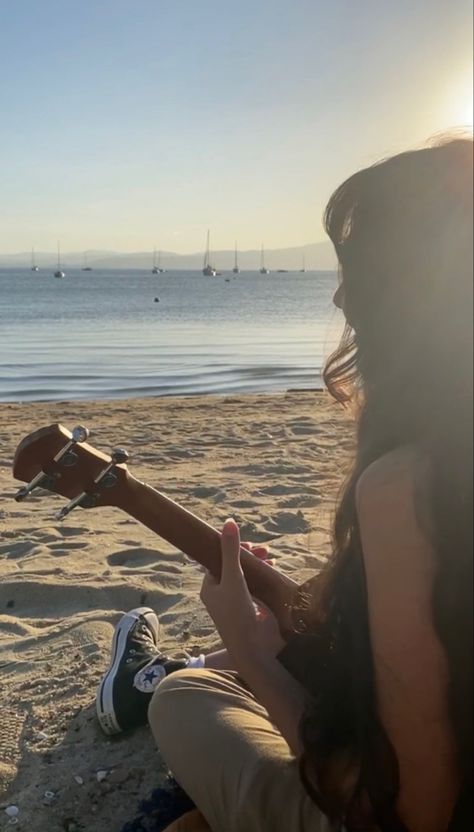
[148,668,235,741]
[148,668,213,743]
[149,668,193,719]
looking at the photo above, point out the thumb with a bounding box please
[220,518,243,583]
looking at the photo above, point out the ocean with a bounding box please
[0,268,343,402]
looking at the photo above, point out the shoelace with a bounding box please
[126,621,162,661]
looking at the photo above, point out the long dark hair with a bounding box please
[294,137,473,829]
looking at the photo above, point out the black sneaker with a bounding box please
[96,607,188,735]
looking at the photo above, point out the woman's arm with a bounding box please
[200,520,308,756]
[356,452,459,832]
[229,646,308,756]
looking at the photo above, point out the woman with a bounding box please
[98,136,473,831]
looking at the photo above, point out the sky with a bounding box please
[0,0,472,255]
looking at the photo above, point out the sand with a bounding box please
[0,391,353,832]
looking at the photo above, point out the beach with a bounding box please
[0,391,353,832]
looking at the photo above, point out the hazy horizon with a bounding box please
[0,239,336,271]
[1,0,472,255]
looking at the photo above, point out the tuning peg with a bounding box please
[71,426,89,443]
[15,472,59,502]
[15,425,90,502]
[55,425,89,463]
[94,448,129,488]
[55,445,129,520]
[111,448,129,465]
[56,425,90,468]
[55,488,100,520]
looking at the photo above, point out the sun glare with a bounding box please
[460,95,473,127]
[451,77,474,128]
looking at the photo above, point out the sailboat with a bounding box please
[299,254,306,273]
[82,251,92,271]
[152,248,165,274]
[203,230,217,276]
[259,243,270,274]
[31,248,39,272]
[232,241,240,274]
[54,243,65,278]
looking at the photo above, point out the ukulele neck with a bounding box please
[122,474,297,630]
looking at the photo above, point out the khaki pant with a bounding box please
[148,669,332,832]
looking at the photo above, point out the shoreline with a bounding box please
[0,385,325,407]
[0,390,353,831]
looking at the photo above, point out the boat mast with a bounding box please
[204,229,211,268]
[234,241,238,270]
[260,243,265,270]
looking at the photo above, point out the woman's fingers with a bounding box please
[220,518,243,583]
[241,541,270,561]
[251,546,269,560]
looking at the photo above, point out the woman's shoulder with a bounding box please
[356,445,430,507]
[355,446,434,569]
[356,446,425,500]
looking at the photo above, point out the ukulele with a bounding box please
[13,424,300,634]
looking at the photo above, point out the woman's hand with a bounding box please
[200,519,285,662]
[241,540,275,567]
[201,520,306,756]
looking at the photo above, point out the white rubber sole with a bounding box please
[96,607,160,736]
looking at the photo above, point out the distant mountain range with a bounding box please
[0,241,336,271]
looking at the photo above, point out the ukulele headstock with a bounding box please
[13,424,130,518]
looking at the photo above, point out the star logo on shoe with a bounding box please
[133,660,167,693]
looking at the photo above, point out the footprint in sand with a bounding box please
[257,484,307,496]
[107,547,161,568]
[49,541,89,552]
[22,526,63,544]
[0,709,27,797]
[264,511,310,535]
[290,472,321,483]
[237,520,275,543]
[0,540,39,559]
[229,499,257,509]
[55,525,90,538]
[151,563,182,575]
[288,422,319,436]
[279,495,321,509]
[191,486,227,502]
[168,448,205,460]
